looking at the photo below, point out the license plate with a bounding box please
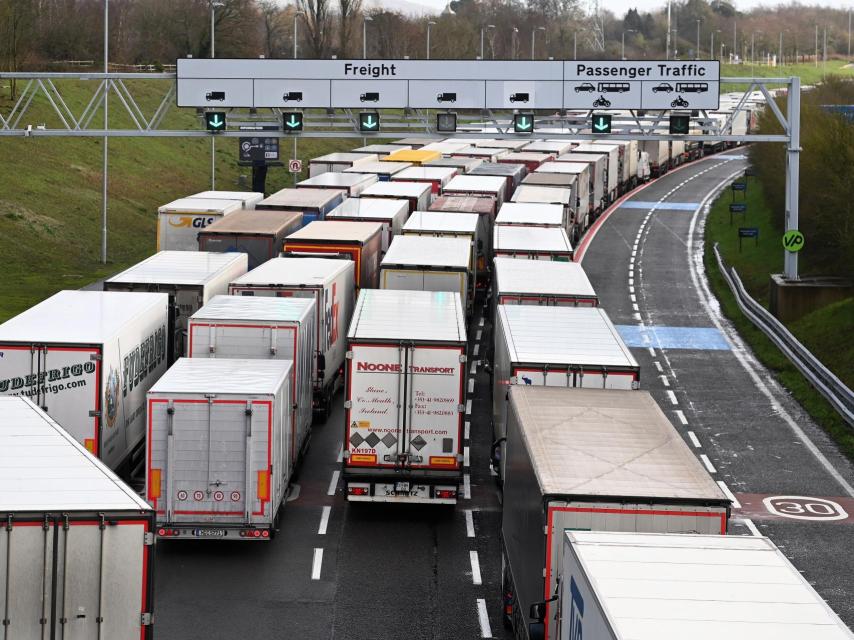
[394,482,410,493]
[193,528,226,538]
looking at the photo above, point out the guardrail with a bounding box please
[713,243,854,427]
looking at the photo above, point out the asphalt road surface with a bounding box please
[153,150,854,638]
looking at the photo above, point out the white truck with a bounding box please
[343,161,413,181]
[103,250,248,363]
[146,358,294,540]
[496,202,567,229]
[309,152,378,176]
[190,190,264,208]
[546,158,604,217]
[297,171,378,197]
[228,257,355,420]
[534,162,592,227]
[326,197,410,252]
[256,188,347,226]
[493,225,573,261]
[344,289,467,504]
[0,290,168,471]
[360,181,433,214]
[402,210,479,278]
[0,397,155,639]
[510,185,579,241]
[188,295,316,446]
[157,197,242,251]
[391,166,458,195]
[500,386,731,640]
[542,531,854,640]
[379,235,474,314]
[571,143,619,204]
[493,257,598,307]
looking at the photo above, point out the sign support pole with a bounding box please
[784,76,800,280]
[101,0,109,264]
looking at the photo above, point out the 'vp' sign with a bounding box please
[782,230,805,252]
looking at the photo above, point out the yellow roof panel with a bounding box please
[382,149,442,164]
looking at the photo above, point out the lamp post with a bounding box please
[512,26,518,60]
[574,30,583,60]
[779,31,783,67]
[363,16,372,58]
[427,20,436,59]
[531,26,545,60]
[209,0,224,191]
[101,0,109,263]
[695,19,701,59]
[666,0,671,59]
[293,11,305,59]
[621,29,635,60]
[751,30,761,74]
[480,24,494,60]
[711,29,720,61]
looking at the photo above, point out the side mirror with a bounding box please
[528,622,545,640]
[529,602,546,622]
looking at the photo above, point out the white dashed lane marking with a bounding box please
[700,454,717,474]
[687,431,702,448]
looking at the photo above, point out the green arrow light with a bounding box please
[518,117,531,130]
[514,113,534,133]
[359,112,380,132]
[593,118,607,131]
[364,116,377,128]
[205,111,226,132]
[286,116,300,128]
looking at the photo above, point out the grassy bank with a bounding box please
[720,60,854,91]
[704,179,854,460]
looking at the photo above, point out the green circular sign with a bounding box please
[782,230,805,252]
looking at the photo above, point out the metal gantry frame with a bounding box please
[0,72,801,278]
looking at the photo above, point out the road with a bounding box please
[153,151,854,638]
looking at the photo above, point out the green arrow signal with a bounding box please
[286,115,301,128]
[593,117,608,132]
[209,115,223,128]
[517,117,532,131]
[363,115,377,129]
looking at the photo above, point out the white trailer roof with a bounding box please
[327,197,409,221]
[0,397,150,511]
[106,251,247,286]
[149,358,292,395]
[537,161,591,175]
[404,211,479,234]
[343,161,413,175]
[311,152,378,163]
[444,174,506,195]
[382,236,470,269]
[522,141,574,155]
[501,152,554,162]
[424,157,484,171]
[258,188,344,209]
[286,220,382,243]
[158,197,242,214]
[494,258,596,298]
[556,152,605,165]
[393,166,457,181]
[509,386,727,500]
[496,202,564,226]
[361,181,432,198]
[453,146,509,158]
[494,226,573,253]
[190,191,264,207]
[420,141,470,154]
[477,139,528,150]
[352,144,411,154]
[511,185,573,205]
[348,289,466,343]
[499,305,635,367]
[191,295,314,323]
[297,172,378,189]
[0,290,166,344]
[572,143,615,154]
[566,531,854,640]
[231,257,353,287]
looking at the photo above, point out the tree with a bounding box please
[338,0,363,58]
[258,0,286,58]
[0,0,34,99]
[297,0,332,58]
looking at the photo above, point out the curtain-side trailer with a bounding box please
[0,291,168,471]
[343,289,467,504]
[228,257,355,420]
[501,386,731,640]
[0,397,155,639]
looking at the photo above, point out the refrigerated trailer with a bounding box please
[297,172,378,197]
[498,152,554,173]
[146,358,294,540]
[571,143,619,204]
[326,197,409,252]
[549,531,854,640]
[0,397,155,639]
[0,290,168,471]
[522,140,574,156]
[391,166,458,195]
[430,194,498,271]
[360,181,433,214]
[344,289,467,504]
[493,226,573,261]
[309,152,378,176]
[402,211,479,277]
[469,162,528,202]
[343,161,413,181]
[510,186,578,241]
[495,202,566,229]
[546,158,603,217]
[228,258,355,419]
[197,209,303,269]
[188,295,316,445]
[423,157,484,173]
[103,251,248,364]
[501,386,730,640]
[493,257,598,307]
[256,188,346,226]
[157,197,241,251]
[380,235,474,314]
[533,163,591,227]
[190,190,264,209]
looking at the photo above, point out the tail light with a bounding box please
[436,489,457,499]
[348,486,369,496]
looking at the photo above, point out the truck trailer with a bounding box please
[343,161,413,181]
[309,152,378,177]
[146,358,294,540]
[343,289,467,504]
[493,257,598,307]
[157,197,241,251]
[256,188,346,226]
[501,386,731,640]
[493,226,573,261]
[0,397,155,639]
[402,210,479,278]
[326,197,409,252]
[228,257,355,419]
[190,190,264,209]
[0,290,168,471]
[391,166,458,195]
[297,171,378,197]
[197,209,303,269]
[360,181,433,214]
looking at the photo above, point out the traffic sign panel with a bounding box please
[591,113,612,134]
[239,137,279,163]
[436,113,457,133]
[359,112,380,132]
[283,112,304,132]
[669,114,691,135]
[410,80,486,109]
[332,80,407,108]
[205,111,226,132]
[289,159,303,173]
[513,113,535,133]
[254,79,330,108]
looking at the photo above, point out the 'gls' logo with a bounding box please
[169,216,215,228]
[569,576,584,640]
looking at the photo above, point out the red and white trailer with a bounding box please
[344,289,467,504]
[493,257,598,307]
[493,225,573,261]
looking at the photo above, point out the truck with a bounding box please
[104,251,248,363]
[492,304,638,478]
[190,190,264,209]
[157,197,242,251]
[469,162,528,201]
[522,140,574,156]
[498,152,554,173]
[0,290,168,471]
[451,146,509,162]
[640,140,670,178]
[500,386,731,640]
[493,257,598,307]
[391,166,458,195]
[326,197,409,252]
[343,161,413,181]
[382,149,442,166]
[297,171,378,197]
[309,152,378,177]
[380,235,474,314]
[496,202,567,230]
[146,358,294,540]
[343,289,467,504]
[493,225,573,261]
[256,188,346,226]
[591,139,638,192]
[228,257,355,420]
[428,195,497,277]
[423,157,484,173]
[283,220,384,290]
[352,143,412,155]
[187,295,316,443]
[402,210,479,279]
[570,143,619,204]
[360,181,433,214]
[0,396,155,639]
[549,156,605,216]
[510,186,579,241]
[197,209,303,269]
[542,531,854,640]
[534,163,591,226]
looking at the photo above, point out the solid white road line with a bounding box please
[476,599,493,638]
[717,480,741,508]
[654,361,663,372]
[465,420,471,440]
[739,517,762,537]
[327,470,340,496]
[470,550,483,585]
[311,548,323,580]
[675,409,688,425]
[465,509,475,537]
[659,375,670,387]
[466,399,473,415]
[687,431,702,448]
[666,390,678,405]
[318,506,331,535]
[463,473,472,499]
[700,454,717,474]
[468,378,475,394]
[464,445,470,467]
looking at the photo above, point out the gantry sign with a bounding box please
[176,59,720,111]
